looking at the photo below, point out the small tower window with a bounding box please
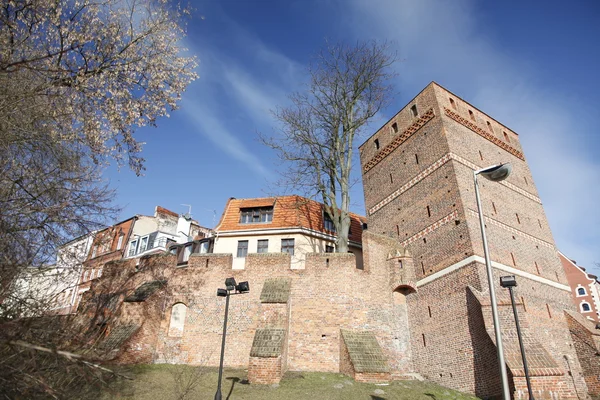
[516,213,521,224]
[426,205,431,217]
[410,104,418,117]
[415,154,419,165]
[468,110,475,121]
[449,98,456,110]
[503,131,511,143]
[479,150,483,161]
[390,173,393,184]
[391,122,398,133]
[486,121,493,132]
[374,138,380,149]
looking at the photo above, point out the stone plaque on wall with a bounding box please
[260,278,292,303]
[250,328,285,357]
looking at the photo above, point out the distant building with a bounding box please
[560,251,600,322]
[211,195,365,269]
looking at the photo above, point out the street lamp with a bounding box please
[215,277,249,400]
[474,163,512,400]
[501,275,534,400]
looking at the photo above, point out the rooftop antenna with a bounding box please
[181,204,192,220]
[206,209,217,227]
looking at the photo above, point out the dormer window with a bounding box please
[324,213,336,232]
[239,206,273,224]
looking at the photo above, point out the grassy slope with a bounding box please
[101,365,481,400]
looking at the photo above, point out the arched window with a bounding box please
[168,303,187,337]
[581,302,591,313]
[577,287,586,296]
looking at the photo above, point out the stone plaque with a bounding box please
[341,330,389,373]
[250,328,286,357]
[260,278,291,303]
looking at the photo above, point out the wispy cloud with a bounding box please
[336,0,600,269]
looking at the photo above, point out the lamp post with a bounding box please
[474,163,512,400]
[215,278,249,400]
[501,275,534,399]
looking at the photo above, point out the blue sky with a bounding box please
[105,0,600,271]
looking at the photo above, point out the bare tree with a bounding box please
[0,0,197,396]
[262,41,396,252]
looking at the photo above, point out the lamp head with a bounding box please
[225,277,236,291]
[500,275,517,288]
[217,288,228,297]
[477,163,512,182]
[235,281,250,293]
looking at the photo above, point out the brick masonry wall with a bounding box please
[565,310,600,397]
[359,82,590,398]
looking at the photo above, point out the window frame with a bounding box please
[257,239,269,254]
[281,238,295,256]
[128,239,138,257]
[577,286,587,297]
[323,212,336,232]
[237,240,249,258]
[239,207,274,224]
[581,302,592,313]
[325,245,334,253]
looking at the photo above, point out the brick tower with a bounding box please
[359,82,589,399]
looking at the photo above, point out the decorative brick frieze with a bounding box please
[363,108,435,173]
[399,210,458,247]
[466,209,554,249]
[444,107,525,160]
[368,152,540,215]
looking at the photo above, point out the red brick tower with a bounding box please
[359,82,588,398]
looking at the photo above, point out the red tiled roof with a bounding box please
[155,206,178,218]
[215,195,366,243]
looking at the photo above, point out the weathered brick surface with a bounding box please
[565,310,600,397]
[359,82,589,398]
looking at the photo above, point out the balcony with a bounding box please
[127,235,174,258]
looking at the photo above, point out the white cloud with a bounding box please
[338,0,600,269]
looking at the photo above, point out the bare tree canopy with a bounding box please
[263,41,396,252]
[0,0,197,280]
[0,1,196,395]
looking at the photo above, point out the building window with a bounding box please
[503,131,511,143]
[486,121,493,132]
[577,287,587,296]
[391,122,398,133]
[468,110,475,121]
[281,239,295,255]
[257,239,268,253]
[139,236,149,253]
[410,104,418,117]
[324,213,336,232]
[374,138,380,149]
[325,245,334,253]
[117,235,124,250]
[237,240,249,258]
[168,303,187,337]
[182,244,193,263]
[581,302,591,312]
[128,239,138,257]
[239,206,273,224]
[449,98,456,110]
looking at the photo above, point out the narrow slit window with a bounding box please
[390,173,393,184]
[546,303,552,318]
[428,306,432,318]
[510,252,516,266]
[468,110,475,121]
[516,213,521,224]
[449,98,456,110]
[479,150,483,161]
[524,177,528,185]
[411,104,418,117]
[427,205,431,217]
[503,131,511,143]
[423,237,427,244]
[492,201,497,214]
[538,219,542,229]
[415,154,419,165]
[535,262,540,275]
[521,296,527,312]
[396,225,400,236]
[374,138,380,149]
[486,121,493,132]
[421,261,425,275]
[422,333,426,347]
[391,122,398,133]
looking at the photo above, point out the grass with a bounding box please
[100,364,481,400]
